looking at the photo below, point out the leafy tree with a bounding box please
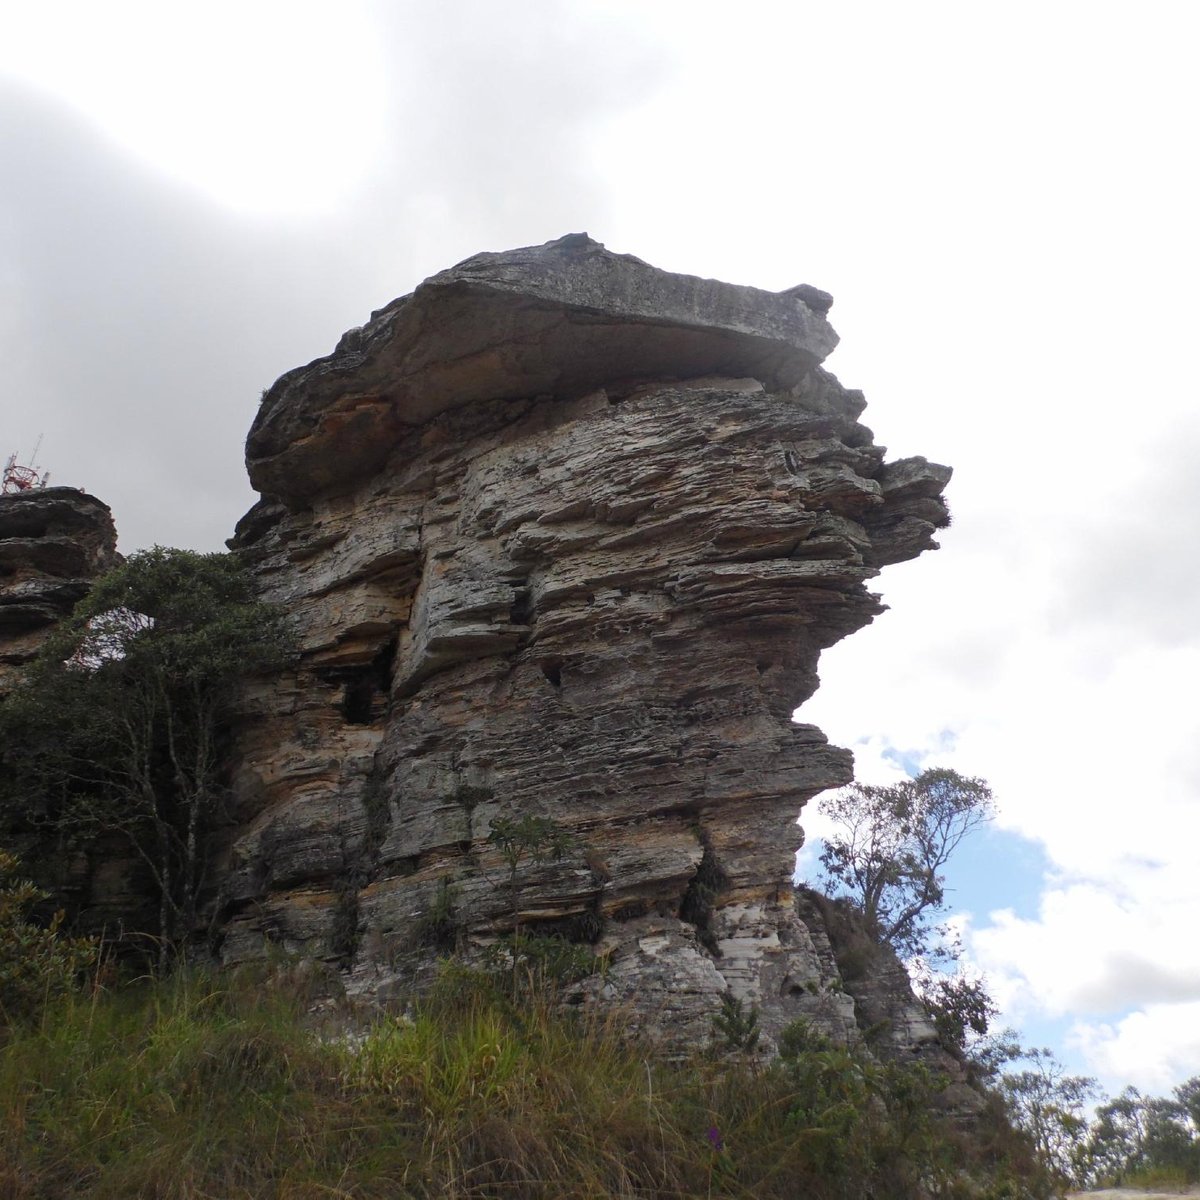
[1083,1084,1199,1186]
[1177,1075,1200,1141]
[913,963,997,1055]
[0,548,292,965]
[1000,1046,1097,1185]
[1141,1095,1198,1180]
[818,767,994,959]
[963,1024,1024,1081]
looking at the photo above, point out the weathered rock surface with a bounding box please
[220,235,952,1057]
[0,488,119,694]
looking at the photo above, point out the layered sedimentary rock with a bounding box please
[220,235,951,1055]
[0,488,119,694]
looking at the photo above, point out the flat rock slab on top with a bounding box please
[246,233,844,502]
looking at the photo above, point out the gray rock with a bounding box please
[246,233,841,502]
[221,237,953,1056]
[0,488,119,693]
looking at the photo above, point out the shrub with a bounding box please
[711,994,760,1055]
[0,850,97,1027]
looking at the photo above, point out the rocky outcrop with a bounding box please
[0,488,119,694]
[799,888,983,1114]
[219,235,952,1054]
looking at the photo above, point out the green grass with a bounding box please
[0,965,1046,1199]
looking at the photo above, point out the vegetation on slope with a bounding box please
[0,960,1053,1200]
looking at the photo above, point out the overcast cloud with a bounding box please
[3,0,1199,1097]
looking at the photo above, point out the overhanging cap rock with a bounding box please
[246,234,840,503]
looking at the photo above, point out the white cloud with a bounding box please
[1069,1003,1200,1096]
[969,873,1200,1014]
[0,2,389,215]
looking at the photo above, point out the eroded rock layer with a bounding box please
[0,488,119,694]
[222,235,951,1052]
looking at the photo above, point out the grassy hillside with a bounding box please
[0,961,1052,1200]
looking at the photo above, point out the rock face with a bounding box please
[0,488,120,694]
[220,235,952,1055]
[799,888,983,1111]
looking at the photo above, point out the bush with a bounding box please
[0,850,96,1027]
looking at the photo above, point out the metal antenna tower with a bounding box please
[2,436,51,493]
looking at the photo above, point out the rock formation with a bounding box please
[0,488,119,695]
[218,234,952,1056]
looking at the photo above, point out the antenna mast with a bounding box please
[2,437,51,494]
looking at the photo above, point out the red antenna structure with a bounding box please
[3,436,51,494]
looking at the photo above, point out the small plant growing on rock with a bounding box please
[482,932,597,990]
[416,876,461,952]
[711,993,760,1055]
[486,813,575,936]
[482,815,605,998]
[680,842,727,954]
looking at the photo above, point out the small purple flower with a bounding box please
[707,1126,725,1152]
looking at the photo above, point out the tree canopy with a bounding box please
[818,767,994,960]
[0,547,292,963]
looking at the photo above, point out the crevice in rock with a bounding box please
[509,587,532,625]
[538,906,605,945]
[329,886,360,967]
[679,835,728,955]
[453,784,493,813]
[329,760,394,967]
[341,676,375,725]
[360,764,393,862]
[336,636,397,725]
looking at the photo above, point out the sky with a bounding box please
[3,0,1198,1099]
